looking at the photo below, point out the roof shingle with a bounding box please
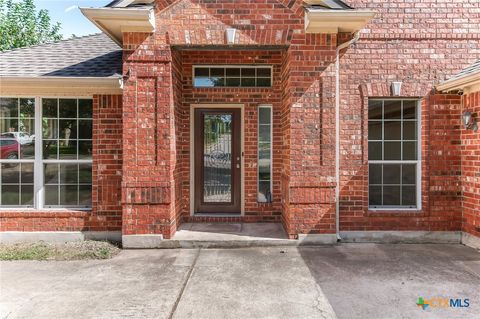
[447,60,480,81]
[0,34,122,78]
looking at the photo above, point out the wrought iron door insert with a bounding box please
[194,108,241,214]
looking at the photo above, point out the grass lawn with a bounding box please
[0,241,120,261]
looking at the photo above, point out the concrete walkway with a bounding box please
[1,244,479,319]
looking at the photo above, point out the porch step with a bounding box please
[160,223,298,248]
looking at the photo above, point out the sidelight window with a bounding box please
[258,105,272,203]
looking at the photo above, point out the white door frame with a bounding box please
[189,104,245,216]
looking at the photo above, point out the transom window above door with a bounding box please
[193,66,272,88]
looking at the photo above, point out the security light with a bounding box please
[391,81,402,96]
[225,28,237,45]
[462,111,478,132]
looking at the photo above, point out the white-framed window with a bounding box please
[193,65,272,88]
[258,105,272,203]
[0,98,35,207]
[0,97,92,209]
[368,99,421,209]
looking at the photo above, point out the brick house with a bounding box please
[0,0,479,249]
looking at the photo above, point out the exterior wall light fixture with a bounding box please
[391,81,403,96]
[462,111,478,132]
[225,28,237,45]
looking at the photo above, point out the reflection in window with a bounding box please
[194,66,272,88]
[1,163,34,206]
[0,98,35,207]
[203,114,232,203]
[42,99,92,160]
[44,163,92,207]
[368,99,419,208]
[42,98,92,208]
[258,105,272,203]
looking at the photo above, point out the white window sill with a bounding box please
[368,207,421,212]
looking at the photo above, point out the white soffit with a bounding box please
[305,8,376,33]
[437,71,480,94]
[0,77,123,96]
[80,7,155,45]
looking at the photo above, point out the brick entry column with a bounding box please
[121,33,178,245]
[281,34,339,240]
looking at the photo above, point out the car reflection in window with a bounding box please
[0,132,35,160]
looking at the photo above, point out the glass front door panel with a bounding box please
[203,114,233,203]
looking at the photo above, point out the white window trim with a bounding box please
[192,65,273,88]
[0,96,93,210]
[0,96,36,208]
[257,104,273,203]
[368,99,422,211]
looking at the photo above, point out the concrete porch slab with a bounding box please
[155,223,298,249]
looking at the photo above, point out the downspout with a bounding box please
[335,32,361,242]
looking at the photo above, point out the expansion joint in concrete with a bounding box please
[168,248,201,319]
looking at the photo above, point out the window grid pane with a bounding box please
[0,163,34,207]
[42,98,92,209]
[194,66,272,88]
[0,97,35,207]
[368,99,419,209]
[258,106,272,203]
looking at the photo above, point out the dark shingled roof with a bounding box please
[447,60,480,81]
[306,0,353,10]
[0,33,122,78]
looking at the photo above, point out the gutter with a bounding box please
[335,32,361,242]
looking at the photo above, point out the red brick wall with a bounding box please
[172,49,185,231]
[0,94,123,233]
[280,34,340,237]
[462,92,480,238]
[337,0,480,232]
[339,92,463,231]
[153,0,304,46]
[0,211,88,232]
[177,50,283,223]
[90,95,123,231]
[120,1,343,238]
[3,0,480,239]
[121,35,179,238]
[120,0,480,237]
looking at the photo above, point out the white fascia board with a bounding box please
[80,7,155,45]
[0,76,123,96]
[305,9,376,33]
[436,71,480,94]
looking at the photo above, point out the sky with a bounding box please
[33,0,112,38]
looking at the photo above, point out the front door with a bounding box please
[194,108,241,214]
